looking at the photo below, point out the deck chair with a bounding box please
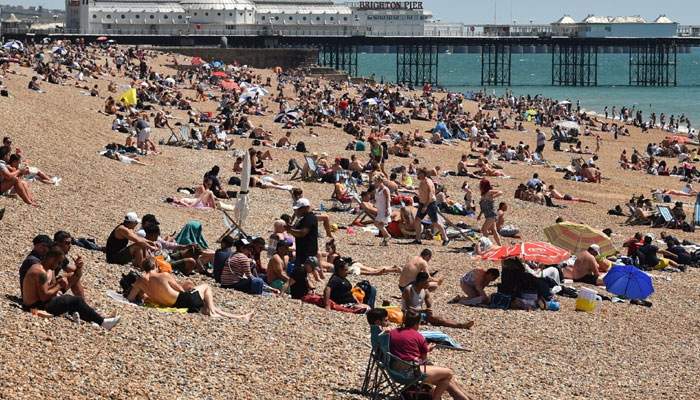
[167,125,181,144]
[360,325,383,396]
[695,193,700,227]
[289,158,304,181]
[350,194,373,225]
[656,205,674,227]
[176,125,191,145]
[304,155,325,181]
[372,332,430,400]
[217,209,246,242]
[436,210,474,241]
[625,203,650,226]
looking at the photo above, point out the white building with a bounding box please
[552,14,678,38]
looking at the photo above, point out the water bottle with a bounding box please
[320,203,325,211]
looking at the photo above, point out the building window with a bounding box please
[178,15,183,19]
[367,16,372,20]
[289,16,292,20]
[303,16,307,21]
[121,14,125,19]
[261,16,265,20]
[330,17,334,21]
[163,15,168,19]
[92,14,96,19]
[275,16,279,20]
[344,17,347,21]
[149,15,154,19]
[135,15,140,19]
[106,14,111,19]
[217,12,221,16]
[230,13,233,16]
[205,12,209,16]
[194,12,197,16]
[316,16,320,21]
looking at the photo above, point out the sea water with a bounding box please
[357,51,700,127]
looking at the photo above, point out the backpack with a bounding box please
[296,141,307,153]
[119,271,141,295]
[355,280,376,308]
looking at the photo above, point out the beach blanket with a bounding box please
[419,330,466,350]
[106,290,187,313]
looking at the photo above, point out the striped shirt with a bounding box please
[221,252,252,286]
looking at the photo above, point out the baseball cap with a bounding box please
[142,214,159,225]
[293,198,311,210]
[124,212,141,224]
[33,234,54,247]
[589,244,601,255]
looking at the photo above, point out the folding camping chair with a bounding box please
[217,209,247,242]
[371,332,431,400]
[360,325,383,396]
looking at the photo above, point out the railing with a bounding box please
[4,24,700,38]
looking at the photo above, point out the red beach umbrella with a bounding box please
[96,36,108,41]
[481,242,570,265]
[220,80,239,91]
[211,71,229,78]
[191,57,204,66]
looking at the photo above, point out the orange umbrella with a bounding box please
[220,80,239,91]
[666,136,690,144]
[212,71,229,78]
[481,242,570,264]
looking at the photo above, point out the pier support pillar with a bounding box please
[629,43,677,86]
[396,44,439,87]
[318,43,358,76]
[480,43,511,86]
[552,44,598,86]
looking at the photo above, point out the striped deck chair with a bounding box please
[656,205,674,227]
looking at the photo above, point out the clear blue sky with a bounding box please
[2,0,698,25]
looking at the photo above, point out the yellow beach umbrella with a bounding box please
[117,88,137,106]
[543,222,616,258]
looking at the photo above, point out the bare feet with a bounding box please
[239,311,254,322]
[460,321,475,329]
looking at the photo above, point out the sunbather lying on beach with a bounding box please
[250,176,289,190]
[127,257,253,321]
[664,183,697,197]
[547,185,594,203]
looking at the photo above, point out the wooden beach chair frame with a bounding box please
[217,209,246,242]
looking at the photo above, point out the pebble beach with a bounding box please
[1,47,699,400]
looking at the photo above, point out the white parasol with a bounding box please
[234,151,251,228]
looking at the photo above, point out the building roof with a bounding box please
[581,14,647,24]
[3,13,22,23]
[653,15,674,24]
[180,0,255,11]
[92,2,186,13]
[553,15,576,25]
[255,4,351,14]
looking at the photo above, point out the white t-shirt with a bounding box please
[536,131,546,147]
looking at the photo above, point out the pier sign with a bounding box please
[358,2,424,10]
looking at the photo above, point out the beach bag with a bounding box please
[488,293,511,310]
[296,141,307,153]
[351,287,365,303]
[355,280,376,308]
[380,306,403,325]
[154,254,173,273]
[119,271,141,294]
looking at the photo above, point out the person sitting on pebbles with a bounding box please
[127,257,253,321]
[105,212,159,265]
[22,245,121,330]
[402,272,475,330]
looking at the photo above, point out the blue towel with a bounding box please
[419,330,463,349]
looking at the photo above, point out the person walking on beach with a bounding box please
[411,169,449,246]
[477,179,502,246]
[374,175,392,246]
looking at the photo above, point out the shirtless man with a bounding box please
[457,154,478,178]
[266,241,290,292]
[579,164,601,184]
[22,246,121,330]
[127,257,253,321]
[411,168,449,246]
[563,245,605,286]
[349,154,364,172]
[548,185,594,203]
[277,131,294,147]
[398,249,443,293]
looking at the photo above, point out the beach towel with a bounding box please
[106,290,188,312]
[176,221,209,249]
[419,330,466,350]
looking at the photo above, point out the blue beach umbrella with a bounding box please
[247,86,269,96]
[360,97,380,106]
[603,265,654,300]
